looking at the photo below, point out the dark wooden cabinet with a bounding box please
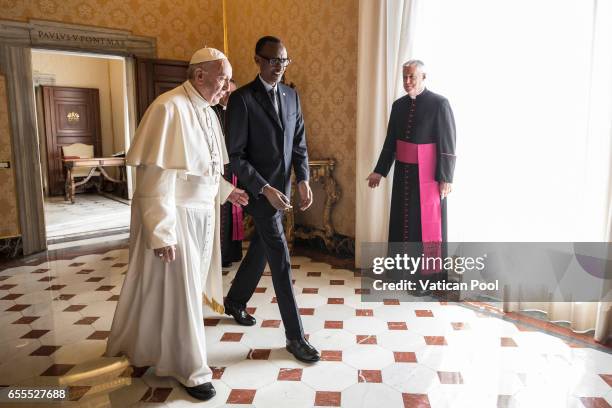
[41,86,101,196]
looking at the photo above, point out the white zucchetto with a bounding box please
[189,47,227,65]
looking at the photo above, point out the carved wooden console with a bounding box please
[242,158,340,251]
[290,159,340,250]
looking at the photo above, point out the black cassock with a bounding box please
[212,105,243,265]
[374,88,456,278]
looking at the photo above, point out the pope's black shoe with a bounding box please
[286,338,320,363]
[184,382,215,401]
[224,301,256,326]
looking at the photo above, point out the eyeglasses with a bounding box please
[257,55,292,67]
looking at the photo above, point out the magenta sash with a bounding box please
[231,174,244,240]
[396,140,442,274]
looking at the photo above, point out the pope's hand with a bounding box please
[228,187,249,206]
[262,185,292,211]
[297,180,313,211]
[367,172,383,188]
[154,245,176,263]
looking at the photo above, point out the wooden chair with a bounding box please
[61,143,100,202]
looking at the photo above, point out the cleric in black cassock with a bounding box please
[368,60,456,290]
[212,80,244,267]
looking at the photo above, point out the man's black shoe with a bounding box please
[222,261,232,268]
[286,338,320,363]
[224,301,256,326]
[184,382,216,401]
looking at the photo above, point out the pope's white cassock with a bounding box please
[105,79,233,387]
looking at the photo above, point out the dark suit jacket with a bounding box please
[227,76,309,217]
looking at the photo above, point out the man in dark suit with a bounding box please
[224,36,319,363]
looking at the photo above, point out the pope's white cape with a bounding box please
[125,80,232,314]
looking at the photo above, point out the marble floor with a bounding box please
[0,241,611,407]
[45,194,130,241]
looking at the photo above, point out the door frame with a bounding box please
[0,19,155,255]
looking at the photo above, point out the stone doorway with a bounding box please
[0,19,155,254]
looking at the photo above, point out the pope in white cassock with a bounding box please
[105,47,249,401]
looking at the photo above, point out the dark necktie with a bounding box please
[269,88,279,115]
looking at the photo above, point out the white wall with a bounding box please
[108,58,127,154]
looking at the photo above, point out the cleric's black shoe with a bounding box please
[222,261,232,268]
[412,287,431,297]
[286,338,320,363]
[184,382,215,401]
[224,301,256,326]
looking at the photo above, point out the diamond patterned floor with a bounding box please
[0,243,611,407]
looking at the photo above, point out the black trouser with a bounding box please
[225,212,304,340]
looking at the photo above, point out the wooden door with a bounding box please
[42,86,102,196]
[135,58,188,123]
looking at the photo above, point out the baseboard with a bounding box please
[46,227,130,245]
[0,236,23,259]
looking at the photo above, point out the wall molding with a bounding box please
[0,20,156,57]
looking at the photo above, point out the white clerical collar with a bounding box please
[258,74,278,94]
[183,80,211,108]
[409,87,426,100]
